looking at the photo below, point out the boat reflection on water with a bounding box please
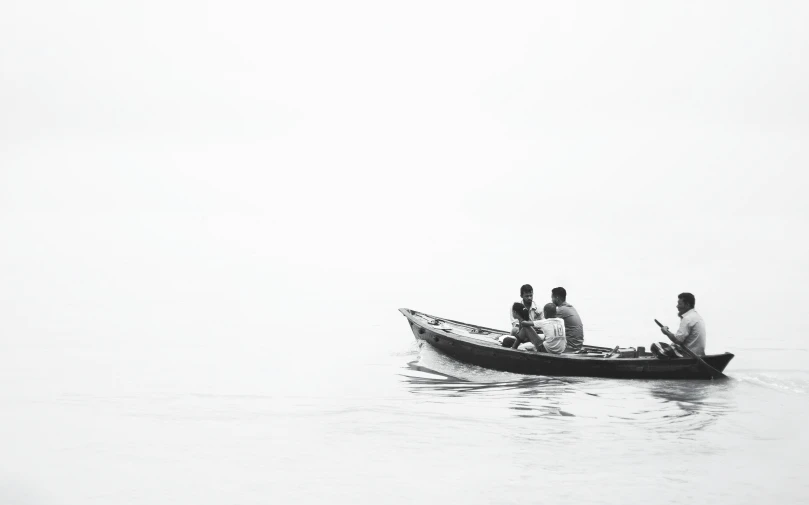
[643,379,737,434]
[506,378,582,419]
[648,379,730,405]
[400,358,587,419]
[400,344,736,432]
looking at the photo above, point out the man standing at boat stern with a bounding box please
[659,292,706,356]
[551,287,584,352]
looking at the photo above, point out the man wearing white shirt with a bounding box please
[659,292,707,356]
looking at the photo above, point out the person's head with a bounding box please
[677,292,695,315]
[512,302,530,321]
[520,284,533,304]
[551,287,567,306]
[543,303,557,318]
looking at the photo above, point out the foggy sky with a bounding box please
[2,1,808,350]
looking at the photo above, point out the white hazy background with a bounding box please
[2,1,809,503]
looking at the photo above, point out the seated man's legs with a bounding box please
[512,325,544,351]
[510,326,524,349]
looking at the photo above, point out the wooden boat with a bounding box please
[400,308,734,379]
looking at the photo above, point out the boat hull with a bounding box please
[400,308,733,380]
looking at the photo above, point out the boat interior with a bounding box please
[410,310,656,359]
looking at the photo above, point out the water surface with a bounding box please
[2,321,807,505]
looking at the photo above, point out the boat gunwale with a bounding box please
[399,307,733,365]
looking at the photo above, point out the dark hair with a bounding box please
[520,284,533,296]
[551,287,567,301]
[678,292,695,308]
[512,302,530,320]
[543,303,557,318]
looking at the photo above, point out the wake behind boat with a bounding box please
[400,308,734,380]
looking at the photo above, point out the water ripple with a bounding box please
[400,345,739,434]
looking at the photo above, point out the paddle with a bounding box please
[654,319,726,379]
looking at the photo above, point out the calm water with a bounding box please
[2,315,807,505]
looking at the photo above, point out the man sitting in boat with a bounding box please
[551,287,584,351]
[508,284,545,350]
[657,292,706,356]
